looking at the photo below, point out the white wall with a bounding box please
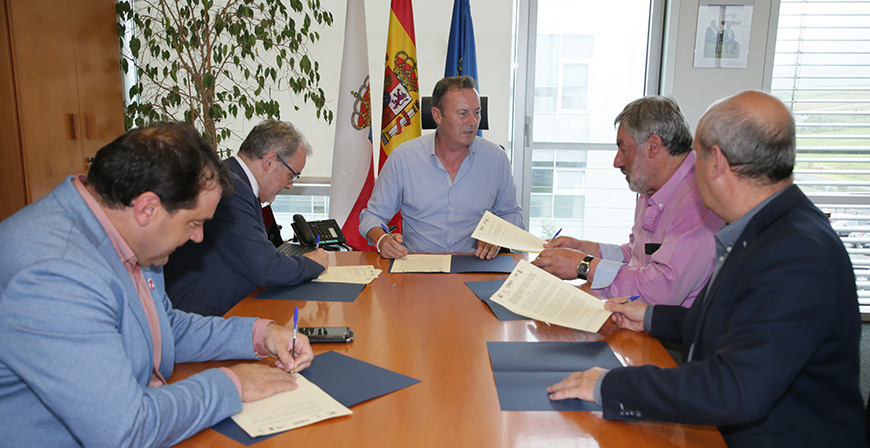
[661,0,780,128]
[224,0,514,179]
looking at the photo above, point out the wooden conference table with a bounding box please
[172,251,725,447]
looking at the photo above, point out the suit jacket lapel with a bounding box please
[225,157,266,228]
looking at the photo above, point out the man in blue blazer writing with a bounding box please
[548,91,865,446]
[0,123,315,446]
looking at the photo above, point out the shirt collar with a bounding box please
[233,155,260,199]
[429,130,476,158]
[715,187,788,250]
[72,175,138,265]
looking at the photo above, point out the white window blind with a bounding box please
[771,0,870,316]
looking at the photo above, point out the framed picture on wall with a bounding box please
[694,0,754,68]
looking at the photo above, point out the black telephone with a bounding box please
[291,214,347,247]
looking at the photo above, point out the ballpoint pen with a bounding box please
[315,235,320,249]
[291,306,298,370]
[552,228,562,240]
[380,223,392,236]
[620,295,641,304]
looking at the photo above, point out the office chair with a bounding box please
[420,96,489,130]
[261,204,284,248]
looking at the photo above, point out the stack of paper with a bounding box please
[471,211,547,253]
[489,259,612,333]
[313,265,381,284]
[231,374,352,437]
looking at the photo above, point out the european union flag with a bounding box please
[445,0,478,81]
[445,0,479,134]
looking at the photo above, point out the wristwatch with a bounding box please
[576,255,595,280]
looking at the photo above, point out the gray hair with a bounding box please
[696,92,795,184]
[614,96,693,156]
[238,119,312,160]
[432,76,477,110]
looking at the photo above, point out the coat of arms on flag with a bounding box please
[381,50,419,147]
[351,76,371,131]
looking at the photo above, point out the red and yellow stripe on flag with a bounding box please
[380,0,421,170]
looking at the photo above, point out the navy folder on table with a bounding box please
[464,280,526,321]
[213,351,420,445]
[256,281,365,302]
[487,341,623,412]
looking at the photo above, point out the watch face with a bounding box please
[578,263,590,275]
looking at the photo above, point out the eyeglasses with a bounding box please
[275,153,301,183]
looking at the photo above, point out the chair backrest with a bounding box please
[420,96,489,130]
[261,204,283,247]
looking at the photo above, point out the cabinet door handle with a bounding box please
[84,113,96,140]
[70,113,81,141]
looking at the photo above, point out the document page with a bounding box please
[471,211,547,253]
[313,265,381,284]
[490,259,611,333]
[390,254,451,273]
[231,374,352,438]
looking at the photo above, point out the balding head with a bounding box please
[695,91,795,184]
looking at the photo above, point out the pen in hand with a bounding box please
[315,235,320,249]
[291,306,298,373]
[620,295,640,305]
[380,223,393,239]
[552,228,562,240]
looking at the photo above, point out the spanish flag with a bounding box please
[380,0,421,168]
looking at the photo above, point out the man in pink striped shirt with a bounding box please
[533,96,723,307]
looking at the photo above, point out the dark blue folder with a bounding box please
[487,341,623,411]
[212,351,420,445]
[256,281,365,302]
[464,280,527,321]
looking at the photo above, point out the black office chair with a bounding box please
[420,96,489,130]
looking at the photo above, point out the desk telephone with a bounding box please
[291,214,347,247]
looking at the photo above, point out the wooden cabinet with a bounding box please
[0,0,124,220]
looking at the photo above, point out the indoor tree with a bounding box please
[116,0,334,156]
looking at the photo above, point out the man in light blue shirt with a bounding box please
[359,76,523,259]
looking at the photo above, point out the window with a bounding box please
[771,0,870,315]
[512,0,660,242]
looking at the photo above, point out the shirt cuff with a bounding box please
[219,367,242,397]
[593,369,609,406]
[253,318,276,359]
[598,243,625,261]
[643,305,655,332]
[590,258,623,289]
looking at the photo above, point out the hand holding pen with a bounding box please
[603,296,647,332]
[376,223,408,259]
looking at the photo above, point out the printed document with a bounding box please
[390,254,451,273]
[490,259,612,332]
[472,211,547,253]
[232,374,352,438]
[313,265,381,284]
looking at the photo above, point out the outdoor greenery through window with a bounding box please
[771,0,870,314]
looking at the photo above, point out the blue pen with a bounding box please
[620,295,641,304]
[380,223,391,235]
[315,235,320,249]
[292,306,299,361]
[552,228,562,240]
